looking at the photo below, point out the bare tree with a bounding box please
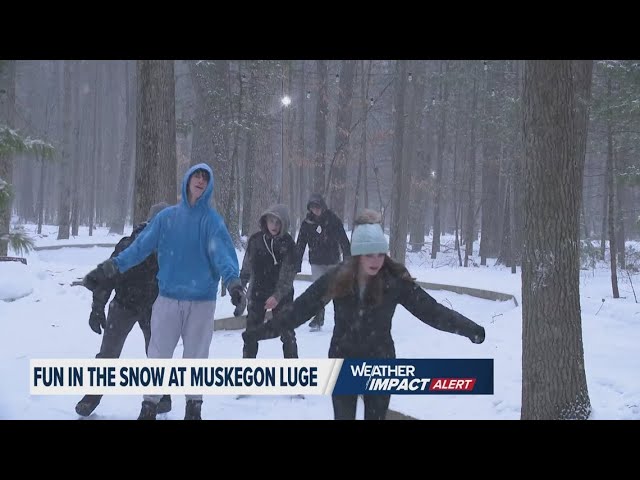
[56,61,73,240]
[314,60,328,194]
[110,60,135,235]
[605,74,620,298]
[327,60,356,219]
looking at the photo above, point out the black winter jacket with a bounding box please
[295,194,350,269]
[92,222,159,314]
[240,203,298,303]
[255,262,485,358]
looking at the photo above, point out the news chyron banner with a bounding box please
[30,358,493,396]
[332,359,493,395]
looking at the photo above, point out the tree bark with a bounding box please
[521,60,593,420]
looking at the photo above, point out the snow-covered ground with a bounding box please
[1,222,638,420]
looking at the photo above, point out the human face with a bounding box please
[188,170,209,204]
[310,205,322,217]
[266,215,281,236]
[359,253,385,277]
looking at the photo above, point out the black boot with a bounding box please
[281,330,299,359]
[309,309,324,330]
[75,394,102,417]
[185,399,203,420]
[137,400,157,420]
[157,395,172,414]
[242,338,259,359]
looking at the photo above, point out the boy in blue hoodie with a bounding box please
[84,163,244,420]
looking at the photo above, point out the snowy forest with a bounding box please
[2,61,640,270]
[2,60,640,420]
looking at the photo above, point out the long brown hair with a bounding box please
[325,209,415,305]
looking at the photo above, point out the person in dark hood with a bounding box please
[295,193,351,331]
[77,202,171,417]
[244,209,486,420]
[237,203,298,360]
[83,163,244,420]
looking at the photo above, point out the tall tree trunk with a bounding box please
[480,62,502,264]
[606,74,619,298]
[297,60,307,233]
[327,60,356,219]
[56,61,73,240]
[88,62,100,237]
[431,60,449,259]
[224,61,242,246]
[521,60,593,420]
[133,60,177,226]
[110,60,135,235]
[0,60,16,255]
[353,60,373,225]
[36,154,46,235]
[389,60,409,263]
[464,67,479,267]
[314,60,328,194]
[407,61,429,252]
[599,160,608,260]
[615,149,626,269]
[286,62,296,224]
[70,61,84,237]
[241,62,258,236]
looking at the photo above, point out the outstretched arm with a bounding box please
[209,218,240,286]
[249,269,333,341]
[112,219,160,274]
[398,279,485,343]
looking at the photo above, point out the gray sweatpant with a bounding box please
[143,295,216,404]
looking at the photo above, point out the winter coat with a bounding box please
[295,193,351,269]
[256,261,485,359]
[240,204,297,303]
[112,163,240,301]
[92,222,158,314]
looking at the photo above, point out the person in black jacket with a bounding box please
[244,209,486,421]
[295,193,350,331]
[76,202,171,417]
[238,203,298,359]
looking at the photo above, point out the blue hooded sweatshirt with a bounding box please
[112,163,240,301]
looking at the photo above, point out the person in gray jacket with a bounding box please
[237,204,298,359]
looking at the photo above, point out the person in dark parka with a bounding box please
[295,193,350,330]
[245,209,486,421]
[77,202,171,417]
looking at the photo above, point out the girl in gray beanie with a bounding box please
[244,209,486,421]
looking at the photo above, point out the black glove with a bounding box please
[89,309,107,335]
[82,267,103,292]
[227,278,245,307]
[99,259,118,279]
[469,325,485,344]
[83,259,118,292]
[242,320,280,343]
[234,293,247,317]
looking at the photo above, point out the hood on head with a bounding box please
[260,203,290,237]
[306,193,327,212]
[181,163,214,208]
